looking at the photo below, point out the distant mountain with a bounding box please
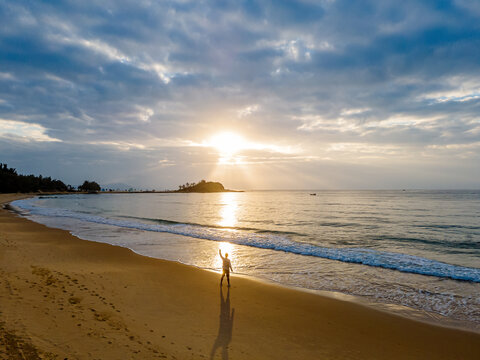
[102,183,134,191]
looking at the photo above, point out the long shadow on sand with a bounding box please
[210,286,235,360]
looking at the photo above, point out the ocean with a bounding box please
[11,190,480,330]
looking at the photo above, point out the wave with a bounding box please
[119,215,305,236]
[372,235,480,250]
[12,198,480,283]
[415,224,480,231]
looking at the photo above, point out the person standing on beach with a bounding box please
[219,249,233,287]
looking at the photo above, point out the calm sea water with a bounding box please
[12,190,480,330]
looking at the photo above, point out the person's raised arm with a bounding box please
[219,249,224,259]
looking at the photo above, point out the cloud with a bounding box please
[1,0,480,188]
[0,119,61,142]
[237,104,260,118]
[419,76,480,104]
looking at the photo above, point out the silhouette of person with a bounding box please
[219,249,233,287]
[210,287,234,360]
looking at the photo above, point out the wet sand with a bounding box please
[1,194,479,359]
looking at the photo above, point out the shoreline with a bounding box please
[8,193,480,333]
[5,193,480,333]
[1,194,480,359]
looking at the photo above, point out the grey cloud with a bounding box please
[1,0,480,188]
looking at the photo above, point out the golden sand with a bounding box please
[1,194,479,359]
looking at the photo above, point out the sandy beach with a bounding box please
[1,194,479,359]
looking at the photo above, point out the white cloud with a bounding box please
[420,77,480,104]
[279,39,319,62]
[427,142,480,150]
[86,141,146,151]
[158,159,175,167]
[297,112,445,135]
[44,73,75,87]
[326,142,404,157]
[85,137,194,151]
[0,72,16,80]
[365,114,443,129]
[0,119,61,142]
[139,62,173,84]
[340,108,371,116]
[136,106,154,122]
[45,21,173,84]
[296,115,359,132]
[50,33,131,63]
[237,104,259,118]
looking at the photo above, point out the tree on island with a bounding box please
[78,180,101,192]
[176,180,227,193]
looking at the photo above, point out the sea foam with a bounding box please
[12,198,480,283]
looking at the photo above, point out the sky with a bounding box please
[1,0,480,190]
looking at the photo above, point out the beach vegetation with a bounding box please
[78,180,101,193]
[0,163,70,193]
[176,180,226,192]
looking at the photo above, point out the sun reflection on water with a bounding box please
[219,241,234,255]
[212,193,239,270]
[218,192,238,228]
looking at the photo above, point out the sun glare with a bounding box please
[204,130,292,165]
[209,132,247,157]
[218,192,238,227]
[219,241,234,255]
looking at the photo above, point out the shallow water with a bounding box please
[12,190,480,330]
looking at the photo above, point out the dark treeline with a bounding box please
[0,163,71,193]
[78,180,101,192]
[0,163,96,193]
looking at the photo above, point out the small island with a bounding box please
[175,180,241,193]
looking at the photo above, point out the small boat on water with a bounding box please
[310,193,316,196]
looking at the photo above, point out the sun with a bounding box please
[209,132,246,156]
[207,132,249,164]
